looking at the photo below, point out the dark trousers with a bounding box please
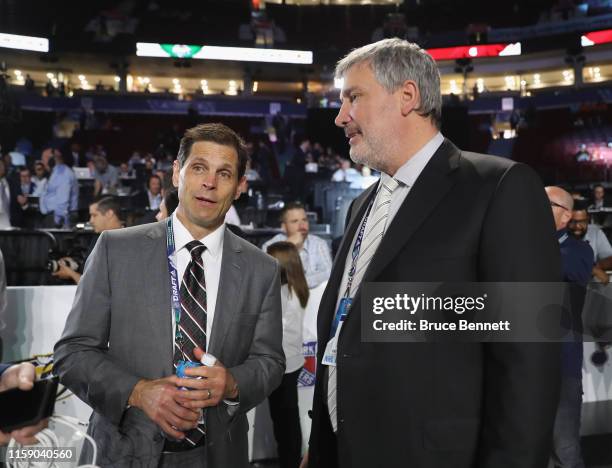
[552,375,585,468]
[268,368,303,468]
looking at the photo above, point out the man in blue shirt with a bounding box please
[546,186,594,468]
[40,148,79,228]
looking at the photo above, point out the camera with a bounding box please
[47,257,79,274]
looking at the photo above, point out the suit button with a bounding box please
[339,418,345,424]
[342,353,351,358]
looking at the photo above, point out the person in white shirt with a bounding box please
[331,158,361,184]
[266,241,307,468]
[262,202,332,288]
[0,160,12,228]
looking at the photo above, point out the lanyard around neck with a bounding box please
[165,217,183,344]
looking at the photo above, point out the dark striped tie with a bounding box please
[172,240,207,447]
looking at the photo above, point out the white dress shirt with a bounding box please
[171,212,225,345]
[280,284,306,374]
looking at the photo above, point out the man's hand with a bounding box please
[52,263,81,284]
[299,451,309,468]
[128,377,200,440]
[16,195,28,207]
[593,266,610,285]
[287,232,306,250]
[0,363,49,446]
[176,348,239,410]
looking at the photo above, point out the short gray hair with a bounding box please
[335,38,442,128]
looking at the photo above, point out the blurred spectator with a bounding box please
[70,142,87,168]
[265,241,307,468]
[286,136,309,201]
[31,161,49,196]
[332,158,361,183]
[9,168,36,227]
[133,174,162,211]
[40,148,79,228]
[92,155,119,196]
[119,162,134,179]
[225,204,241,226]
[574,144,591,163]
[262,202,332,288]
[589,184,607,210]
[24,74,34,91]
[305,153,318,174]
[0,160,12,228]
[546,186,592,468]
[570,203,612,284]
[245,159,261,181]
[155,189,179,221]
[53,196,123,284]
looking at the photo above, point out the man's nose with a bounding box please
[335,101,350,128]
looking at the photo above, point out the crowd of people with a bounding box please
[0,37,610,468]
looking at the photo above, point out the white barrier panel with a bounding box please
[2,283,611,458]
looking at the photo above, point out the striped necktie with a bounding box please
[172,240,208,447]
[327,176,400,432]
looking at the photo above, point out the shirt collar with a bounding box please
[172,212,225,259]
[388,132,444,188]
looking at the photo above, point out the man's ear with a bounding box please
[172,160,180,188]
[399,79,420,117]
[235,176,247,200]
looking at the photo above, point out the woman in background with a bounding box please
[266,241,308,468]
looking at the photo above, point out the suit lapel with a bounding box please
[208,227,243,356]
[363,139,461,284]
[145,221,174,375]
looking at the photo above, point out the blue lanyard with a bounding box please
[165,217,183,344]
[343,197,375,298]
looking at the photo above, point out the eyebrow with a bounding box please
[341,86,361,98]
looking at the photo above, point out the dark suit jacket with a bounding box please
[9,181,35,227]
[308,140,562,468]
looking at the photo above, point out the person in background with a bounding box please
[134,174,163,211]
[546,186,593,468]
[40,148,78,228]
[569,201,612,285]
[262,202,332,289]
[266,241,307,468]
[225,204,241,226]
[53,196,123,285]
[0,160,12,228]
[10,168,36,228]
[31,161,49,196]
[92,155,119,197]
[589,184,607,211]
[155,189,179,221]
[0,362,48,445]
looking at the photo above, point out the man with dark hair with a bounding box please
[156,189,180,221]
[54,123,283,467]
[569,200,612,284]
[53,196,124,285]
[589,184,607,211]
[262,202,332,288]
[303,38,561,468]
[546,187,593,468]
[134,174,163,212]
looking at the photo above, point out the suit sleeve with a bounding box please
[53,232,141,426]
[477,163,562,468]
[228,263,285,413]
